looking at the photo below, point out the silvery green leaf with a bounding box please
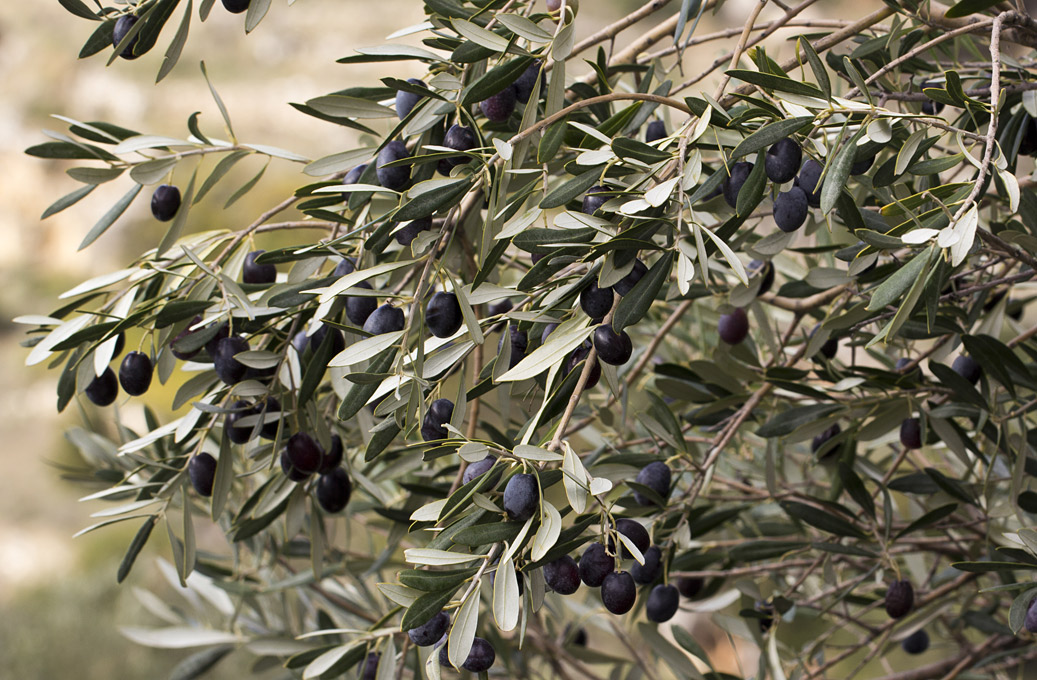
[451,18,510,52]
[404,549,481,566]
[118,626,243,649]
[449,588,479,667]
[531,501,561,561]
[499,318,591,382]
[562,443,588,513]
[328,331,403,368]
[492,555,520,632]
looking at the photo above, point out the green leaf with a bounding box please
[945,0,1003,17]
[79,183,143,251]
[394,178,473,221]
[80,20,114,58]
[671,625,713,668]
[41,184,96,219]
[726,70,825,98]
[461,56,534,106]
[756,404,841,437]
[194,150,250,203]
[399,567,478,591]
[820,128,865,215]
[538,119,567,164]
[731,117,813,160]
[735,151,766,217]
[866,247,931,311]
[952,561,1037,573]
[338,349,397,420]
[614,252,673,332]
[539,167,602,209]
[780,501,868,539]
[895,503,957,539]
[1009,586,1037,632]
[157,0,192,83]
[612,137,671,164]
[799,38,830,99]
[60,0,100,19]
[452,521,524,547]
[400,589,456,632]
[117,515,158,583]
[168,645,234,680]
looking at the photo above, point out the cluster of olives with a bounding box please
[721,136,874,234]
[83,333,154,407]
[405,611,496,673]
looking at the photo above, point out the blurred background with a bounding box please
[0,1,918,678]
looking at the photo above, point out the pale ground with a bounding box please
[0,0,886,677]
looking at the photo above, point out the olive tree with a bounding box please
[23,0,1037,678]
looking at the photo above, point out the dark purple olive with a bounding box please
[112,15,140,60]
[797,159,823,208]
[646,584,680,622]
[900,418,922,449]
[222,0,250,13]
[718,308,749,345]
[613,518,650,557]
[461,637,496,672]
[318,434,343,474]
[513,61,543,103]
[901,629,929,654]
[395,78,426,120]
[773,186,808,233]
[316,467,352,513]
[544,555,581,595]
[593,325,632,366]
[346,281,378,327]
[812,423,841,456]
[722,161,753,209]
[395,217,432,246]
[631,546,662,584]
[952,355,982,384]
[480,87,517,122]
[118,351,153,396]
[151,184,181,222]
[225,400,257,444]
[462,456,495,484]
[443,124,478,166]
[259,397,282,440]
[376,141,411,191]
[601,571,636,614]
[614,259,647,296]
[407,611,449,647]
[566,345,600,389]
[747,259,774,295]
[580,282,614,320]
[633,461,671,506]
[765,137,802,183]
[677,577,703,599]
[502,473,539,521]
[363,304,405,335]
[582,185,610,215]
[243,250,276,284]
[188,453,217,497]
[498,325,527,369]
[85,368,118,406]
[285,433,324,477]
[280,449,311,482]
[426,292,463,338]
[645,120,666,143]
[421,398,454,442]
[885,580,914,619]
[213,336,249,385]
[361,652,380,680]
[1026,598,1037,633]
[579,543,614,587]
